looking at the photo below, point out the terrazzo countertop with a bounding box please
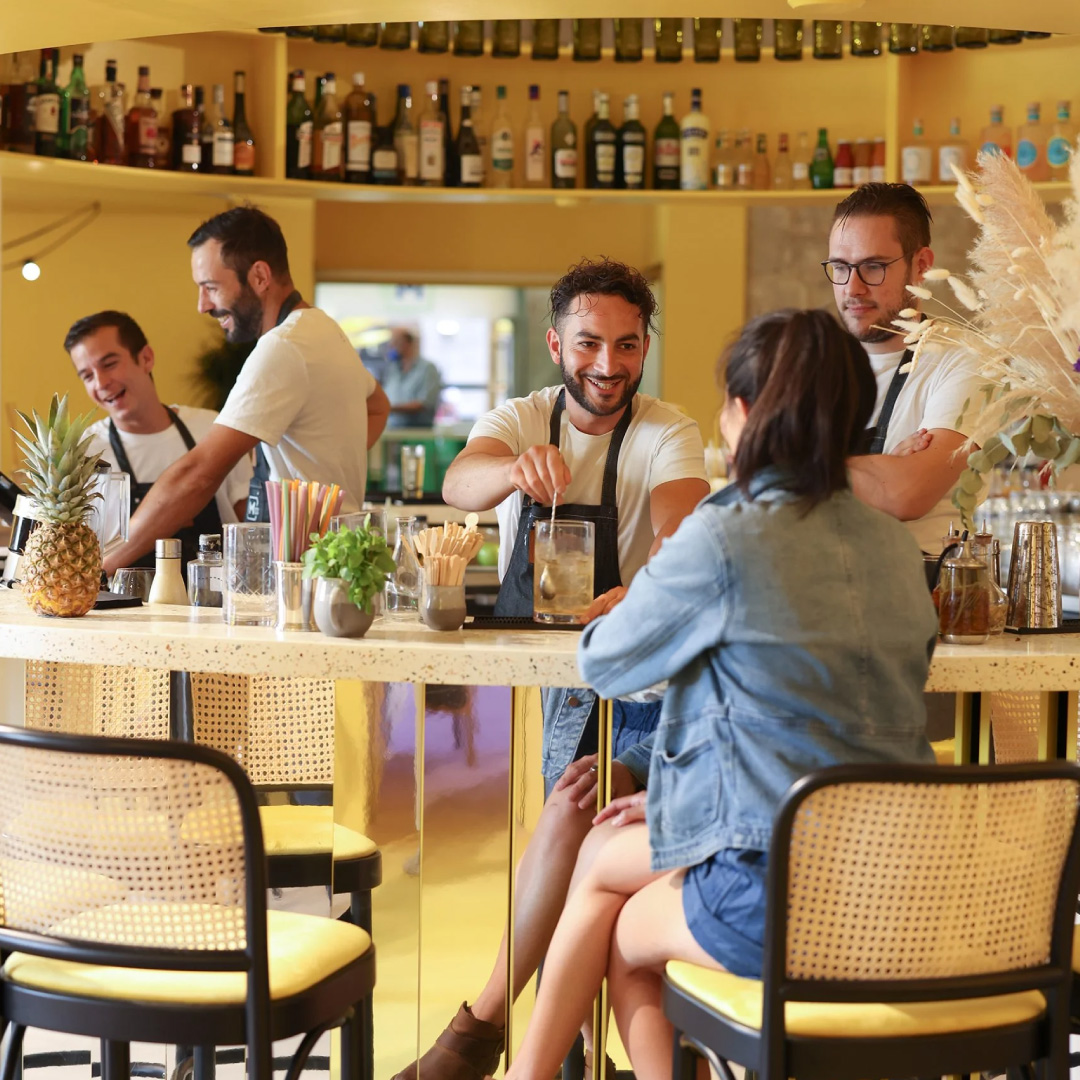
[3,591,1080,691]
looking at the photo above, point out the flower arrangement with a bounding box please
[891,149,1080,524]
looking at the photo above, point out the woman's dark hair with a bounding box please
[187,205,291,283]
[720,309,876,509]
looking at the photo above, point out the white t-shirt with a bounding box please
[216,308,378,512]
[469,386,708,583]
[86,405,253,524]
[866,340,984,552]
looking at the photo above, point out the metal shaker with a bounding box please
[1006,520,1062,631]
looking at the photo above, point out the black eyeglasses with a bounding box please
[821,255,906,286]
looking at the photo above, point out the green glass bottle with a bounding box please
[551,89,578,188]
[810,128,834,188]
[417,22,450,53]
[285,70,314,179]
[573,19,602,61]
[345,24,379,47]
[34,48,61,157]
[774,20,804,60]
[851,22,882,56]
[989,28,1023,44]
[921,25,954,51]
[380,23,412,50]
[60,52,90,160]
[888,24,919,53]
[284,26,315,37]
[655,19,684,62]
[454,21,485,56]
[532,20,561,59]
[653,90,680,189]
[614,19,644,61]
[813,21,843,59]
[693,19,721,62]
[314,25,346,42]
[955,27,990,48]
[733,19,762,61]
[492,21,521,58]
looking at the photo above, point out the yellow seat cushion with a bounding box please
[259,805,377,861]
[3,907,371,1005]
[931,738,956,765]
[665,961,1046,1038]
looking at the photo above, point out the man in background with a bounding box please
[382,324,442,428]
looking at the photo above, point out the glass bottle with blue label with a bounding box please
[1047,101,1076,181]
[979,106,1013,158]
[1016,102,1049,181]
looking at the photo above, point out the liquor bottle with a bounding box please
[371,125,399,184]
[582,89,600,165]
[523,84,546,188]
[454,21,485,56]
[809,128,834,189]
[95,59,125,165]
[344,73,375,184]
[439,78,458,186]
[1016,102,1049,180]
[4,52,39,155]
[314,24,346,42]
[900,119,932,185]
[417,21,450,53]
[679,88,710,191]
[791,130,812,189]
[471,85,487,169]
[392,85,418,185]
[284,26,315,37]
[870,136,887,181]
[313,73,344,181]
[34,48,61,157]
[955,27,989,48]
[125,66,158,167]
[532,20,561,60]
[285,71,313,179]
[1023,31,1052,38]
[712,132,734,190]
[938,118,969,183]
[732,19,762,61]
[232,71,256,176]
[573,19,602,61]
[380,23,412,49]
[772,133,793,189]
[457,85,483,187]
[888,24,919,53]
[1048,101,1077,180]
[586,92,616,189]
[150,89,171,169]
[653,91,680,189]
[989,29,1023,44]
[172,84,202,172]
[852,137,871,185]
[60,53,90,161]
[774,20,804,59]
[550,90,577,189]
[617,94,645,190]
[492,21,522,58]
[921,25,954,51]
[614,19,643,62]
[980,106,1012,157]
[752,133,771,190]
[489,85,513,187]
[346,24,379,46]
[851,22,882,57]
[418,81,445,187]
[204,83,234,174]
[833,139,854,187]
[813,21,843,59]
[655,19,684,62]
[733,131,753,190]
[693,19,721,61]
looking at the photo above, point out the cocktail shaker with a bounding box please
[1006,520,1062,631]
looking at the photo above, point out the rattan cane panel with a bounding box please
[190,672,334,785]
[0,744,247,951]
[24,661,170,740]
[785,779,1079,981]
[990,692,1041,764]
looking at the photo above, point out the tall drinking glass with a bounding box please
[223,523,275,626]
[532,519,594,624]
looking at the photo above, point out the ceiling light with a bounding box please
[21,260,41,282]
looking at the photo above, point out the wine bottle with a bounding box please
[33,48,61,157]
[532,20,561,60]
[60,53,90,160]
[172,83,203,172]
[653,91,680,189]
[313,73,344,181]
[380,22,412,49]
[457,85,483,187]
[614,19,643,62]
[232,70,256,176]
[573,19,602,61]
[489,85,513,187]
[586,92,616,188]
[418,81,445,187]
[888,24,919,54]
[492,21,521,58]
[851,22,882,57]
[345,24,379,46]
[774,20,804,60]
[393,84,418,185]
[371,124,399,184]
[125,65,157,168]
[693,19,721,61]
[418,21,450,53]
[813,21,843,59]
[550,90,577,189]
[523,84,546,188]
[285,71,313,180]
[454,21,484,56]
[732,19,762,61]
[617,94,645,190]
[809,127,834,188]
[344,74,375,184]
[655,19,684,62]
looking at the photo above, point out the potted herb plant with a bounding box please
[303,522,396,638]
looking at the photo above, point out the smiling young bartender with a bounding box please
[102,206,390,575]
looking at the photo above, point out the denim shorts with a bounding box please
[682,848,769,979]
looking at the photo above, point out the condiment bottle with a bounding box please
[188,533,224,608]
[970,531,1008,635]
[148,538,190,606]
[833,139,854,188]
[937,541,990,644]
[870,136,887,181]
[852,138,872,186]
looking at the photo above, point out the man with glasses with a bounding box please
[824,182,983,552]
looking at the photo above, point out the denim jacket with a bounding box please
[578,470,938,872]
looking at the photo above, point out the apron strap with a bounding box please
[108,406,193,484]
[546,389,634,509]
[865,349,912,456]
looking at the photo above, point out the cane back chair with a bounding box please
[0,724,375,1080]
[664,763,1080,1080]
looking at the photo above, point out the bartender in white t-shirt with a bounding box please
[825,182,985,552]
[102,206,390,575]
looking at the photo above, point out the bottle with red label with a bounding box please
[852,138,871,186]
[870,136,887,181]
[653,91,680,189]
[126,66,158,167]
[833,139,854,188]
[33,48,61,157]
[232,71,256,176]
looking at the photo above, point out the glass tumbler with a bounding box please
[401,445,426,498]
[532,519,595,624]
[223,523,275,626]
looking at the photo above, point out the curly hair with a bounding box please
[549,257,659,337]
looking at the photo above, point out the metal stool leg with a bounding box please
[102,1042,130,1080]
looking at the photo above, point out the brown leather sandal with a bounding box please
[390,1002,505,1080]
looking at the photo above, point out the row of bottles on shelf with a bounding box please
[259,20,1053,61]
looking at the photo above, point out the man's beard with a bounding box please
[560,359,641,417]
[211,283,264,344]
[841,299,908,346]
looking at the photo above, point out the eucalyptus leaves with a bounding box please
[301,521,396,615]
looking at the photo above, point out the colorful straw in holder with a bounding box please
[266,479,345,563]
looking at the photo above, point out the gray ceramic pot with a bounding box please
[313,577,375,638]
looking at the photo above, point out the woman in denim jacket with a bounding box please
[502,309,938,1080]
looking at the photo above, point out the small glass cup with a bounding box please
[420,581,467,631]
[223,523,274,627]
[401,445,426,499]
[110,567,155,601]
[532,519,595,625]
[275,561,314,631]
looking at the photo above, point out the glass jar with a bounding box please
[970,534,1009,635]
[733,19,762,61]
[654,18,684,62]
[774,20,804,60]
[532,19,561,60]
[573,19,602,61]
[692,18,721,62]
[386,515,421,618]
[938,544,991,644]
[851,22,882,56]
[813,20,844,59]
[614,19,643,61]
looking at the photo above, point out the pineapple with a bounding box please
[15,394,104,617]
